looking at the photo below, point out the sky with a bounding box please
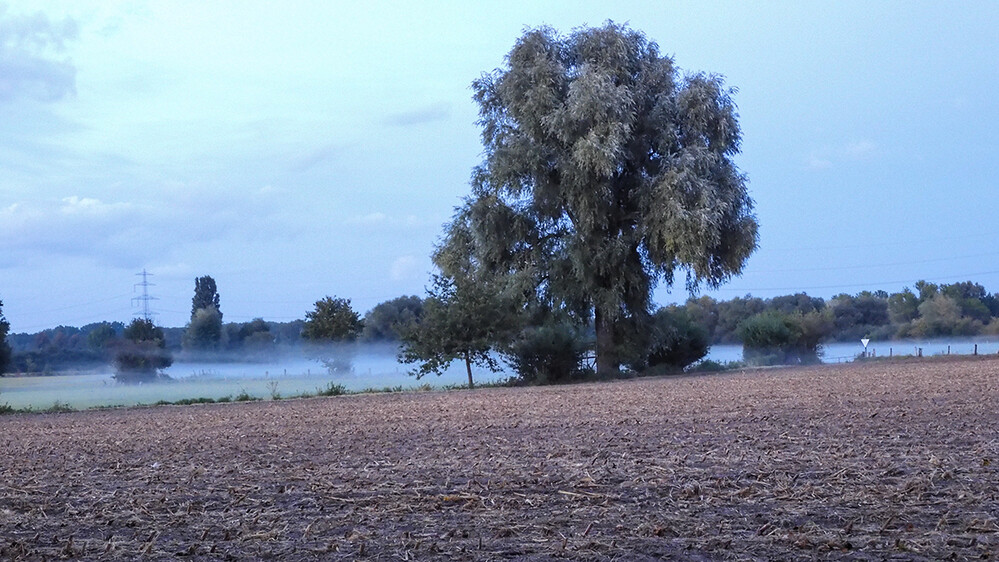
[1,1,997,333]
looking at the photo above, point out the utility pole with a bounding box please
[133,269,158,321]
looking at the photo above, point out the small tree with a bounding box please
[400,275,519,389]
[303,296,362,341]
[0,299,11,375]
[303,296,362,373]
[86,322,117,353]
[888,288,919,325]
[113,318,172,383]
[230,318,274,353]
[913,294,963,337]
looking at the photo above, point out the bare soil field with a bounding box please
[1,357,997,560]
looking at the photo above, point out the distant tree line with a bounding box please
[3,278,998,378]
[681,280,999,345]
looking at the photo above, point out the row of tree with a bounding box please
[681,280,999,345]
[4,276,998,379]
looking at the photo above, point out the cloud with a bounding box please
[59,195,130,215]
[0,5,79,103]
[0,183,298,270]
[384,103,451,127]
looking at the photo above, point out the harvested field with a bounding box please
[1,357,997,560]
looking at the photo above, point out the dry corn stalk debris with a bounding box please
[1,356,997,560]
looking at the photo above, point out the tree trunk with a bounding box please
[594,307,618,377]
[464,351,475,389]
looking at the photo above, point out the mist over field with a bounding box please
[4,337,997,411]
[0,343,510,410]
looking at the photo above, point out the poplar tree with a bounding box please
[191,276,221,321]
[186,275,223,350]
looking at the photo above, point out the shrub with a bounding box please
[266,380,281,400]
[316,382,348,396]
[738,310,832,366]
[113,319,172,383]
[234,389,258,402]
[644,307,710,372]
[173,397,216,405]
[502,322,590,384]
[45,401,74,413]
[686,359,738,373]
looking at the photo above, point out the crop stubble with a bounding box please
[0,357,997,560]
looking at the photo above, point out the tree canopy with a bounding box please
[362,295,424,342]
[446,22,757,376]
[113,318,172,382]
[302,296,362,342]
[192,276,222,321]
[184,306,223,351]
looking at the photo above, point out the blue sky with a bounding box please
[1,1,997,332]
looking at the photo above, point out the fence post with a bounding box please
[974,344,978,356]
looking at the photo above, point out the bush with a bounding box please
[738,310,832,366]
[234,389,259,402]
[644,308,710,372]
[45,401,74,413]
[173,397,217,405]
[502,323,590,384]
[686,359,739,373]
[114,319,172,383]
[316,382,347,396]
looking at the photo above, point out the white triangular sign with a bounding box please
[861,338,870,349]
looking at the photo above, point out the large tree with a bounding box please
[450,23,757,375]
